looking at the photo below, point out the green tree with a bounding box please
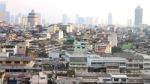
[38,51,48,58]
[112,46,122,53]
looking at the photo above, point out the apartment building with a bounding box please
[1,45,15,56]
[94,41,112,54]
[69,56,88,72]
[76,72,127,84]
[111,52,144,84]
[30,72,48,84]
[14,41,26,55]
[87,56,126,74]
[0,56,40,72]
[138,53,150,75]
[66,51,146,84]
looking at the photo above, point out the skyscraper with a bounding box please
[22,16,28,28]
[27,10,40,28]
[134,6,143,26]
[127,19,132,27]
[86,17,93,26]
[94,17,99,26]
[5,11,10,23]
[10,15,15,24]
[75,14,85,24]
[0,2,6,22]
[62,14,69,24]
[108,13,112,25]
[15,14,22,25]
[75,14,79,24]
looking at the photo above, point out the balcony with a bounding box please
[90,64,105,68]
[128,79,143,84]
[69,64,87,68]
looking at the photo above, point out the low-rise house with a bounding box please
[139,53,150,75]
[14,41,26,56]
[56,77,81,84]
[75,72,127,84]
[0,56,40,73]
[76,72,111,84]
[30,72,48,84]
[94,41,112,54]
[69,56,88,72]
[87,56,126,74]
[74,40,92,54]
[111,52,144,84]
[111,75,127,84]
[1,45,15,57]
[97,74,112,84]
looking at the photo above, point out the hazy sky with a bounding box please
[1,0,149,25]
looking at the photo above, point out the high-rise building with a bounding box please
[75,14,85,24]
[10,15,15,24]
[15,14,28,28]
[94,17,99,26]
[62,14,69,24]
[79,17,85,24]
[15,14,22,25]
[0,2,6,22]
[108,13,112,25]
[21,16,28,28]
[27,10,40,28]
[127,19,132,27]
[75,14,79,24]
[5,11,10,23]
[134,6,143,27]
[42,18,46,26]
[86,17,93,26]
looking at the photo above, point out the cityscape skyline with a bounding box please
[1,1,150,84]
[0,0,150,25]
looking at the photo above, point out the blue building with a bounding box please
[134,6,143,27]
[0,2,6,22]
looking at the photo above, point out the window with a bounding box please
[91,62,97,64]
[114,78,119,81]
[14,61,20,64]
[134,64,138,67]
[38,60,41,62]
[120,63,125,66]
[144,59,150,61]
[77,46,80,48]
[81,43,85,45]
[23,61,29,64]
[128,59,132,62]
[9,53,14,56]
[82,46,85,49]
[72,81,76,84]
[121,78,126,82]
[6,50,14,52]
[144,63,150,66]
[128,64,132,67]
[103,79,111,82]
[139,64,143,69]
[40,77,45,79]
[6,61,11,64]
